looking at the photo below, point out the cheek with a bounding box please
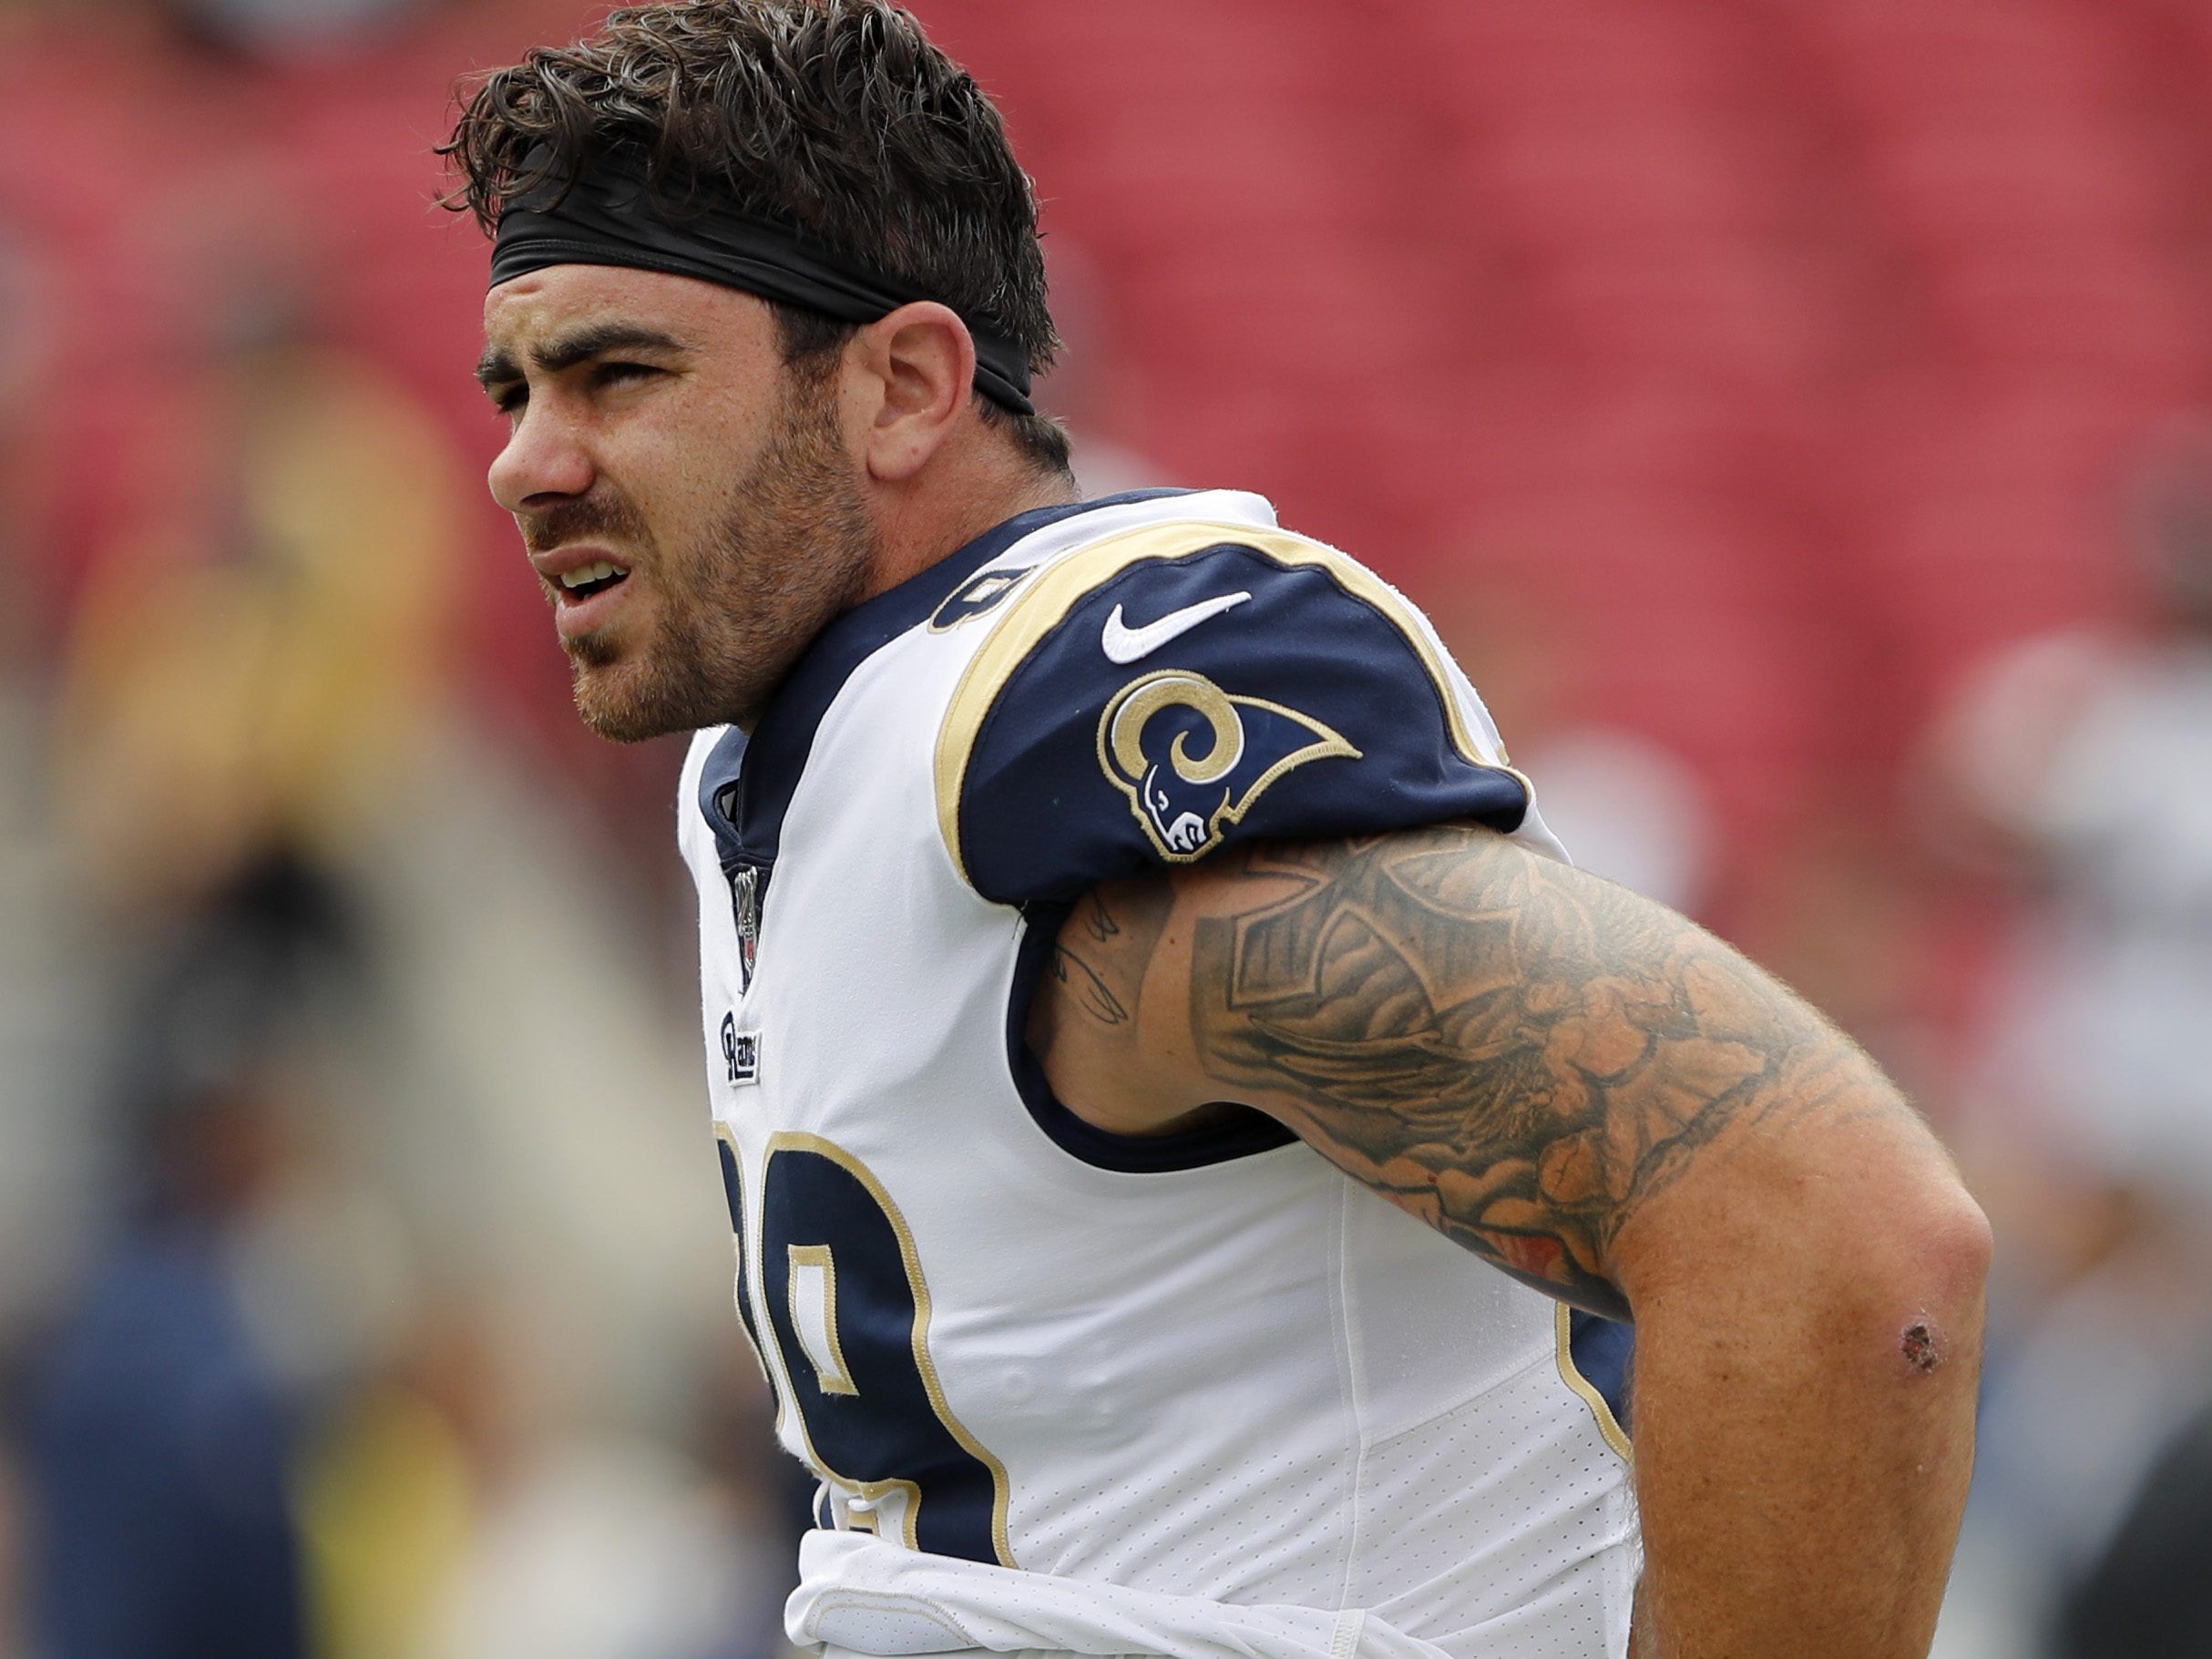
[621,405,761,541]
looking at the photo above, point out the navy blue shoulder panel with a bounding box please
[1569,1309,1634,1442]
[696,490,1192,866]
[952,539,1529,906]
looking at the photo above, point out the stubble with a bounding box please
[569,367,876,742]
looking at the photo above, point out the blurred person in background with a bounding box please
[155,0,425,62]
[0,182,81,1659]
[1922,419,2212,1657]
[306,1292,790,1659]
[19,864,350,1659]
[2051,1397,2212,1659]
[1949,420,2212,1207]
[19,179,781,1659]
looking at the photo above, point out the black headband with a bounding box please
[489,147,1035,415]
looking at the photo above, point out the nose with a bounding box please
[487,401,595,513]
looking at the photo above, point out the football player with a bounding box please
[447,5,1989,1656]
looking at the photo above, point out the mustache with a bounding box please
[520,494,649,556]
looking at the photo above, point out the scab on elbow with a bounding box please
[1898,1314,1946,1376]
[1892,1191,1992,1379]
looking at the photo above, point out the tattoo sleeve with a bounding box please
[1183,825,1869,1320]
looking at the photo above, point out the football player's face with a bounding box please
[480,264,877,740]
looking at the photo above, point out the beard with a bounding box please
[556,368,877,743]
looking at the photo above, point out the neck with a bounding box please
[860,457,1081,602]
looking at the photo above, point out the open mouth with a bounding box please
[558,559,631,603]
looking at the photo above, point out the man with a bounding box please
[447,5,1990,1656]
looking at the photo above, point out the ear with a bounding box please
[853,301,977,483]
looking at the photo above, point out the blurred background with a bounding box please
[2,0,2209,1654]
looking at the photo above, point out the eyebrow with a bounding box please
[475,323,688,394]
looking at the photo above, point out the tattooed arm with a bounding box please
[1029,824,1990,1659]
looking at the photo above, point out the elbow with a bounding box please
[1900,1176,1992,1325]
[1623,1094,1994,1362]
[1612,1075,1993,1357]
[1919,1182,1993,1298]
[1851,1122,1992,1305]
[1818,1150,1992,1379]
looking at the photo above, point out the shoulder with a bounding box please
[935,517,1531,906]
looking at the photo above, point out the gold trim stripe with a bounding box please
[1555,1303,1633,1463]
[934,520,1499,887]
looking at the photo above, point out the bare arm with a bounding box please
[1030,824,1991,1659]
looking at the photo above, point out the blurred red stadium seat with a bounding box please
[1411,0,1759,110]
[1925,251,2209,396]
[1521,241,1839,389]
[1446,486,1828,858]
[1864,125,2182,254]
[1849,384,2174,505]
[1453,118,1793,255]
[1793,0,2140,123]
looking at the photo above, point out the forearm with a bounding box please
[1621,1106,1990,1658]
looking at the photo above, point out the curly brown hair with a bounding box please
[443,0,1069,473]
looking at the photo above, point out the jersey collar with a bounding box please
[699,489,1193,868]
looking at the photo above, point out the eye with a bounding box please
[592,361,661,390]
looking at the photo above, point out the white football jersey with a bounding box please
[677,489,1639,1659]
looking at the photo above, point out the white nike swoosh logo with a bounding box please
[1101,591,1253,664]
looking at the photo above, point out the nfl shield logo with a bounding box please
[728,864,763,990]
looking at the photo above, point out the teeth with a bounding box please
[559,560,623,589]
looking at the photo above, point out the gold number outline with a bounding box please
[755,1130,1016,1566]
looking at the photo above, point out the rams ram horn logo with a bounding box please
[1097,670,1359,861]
